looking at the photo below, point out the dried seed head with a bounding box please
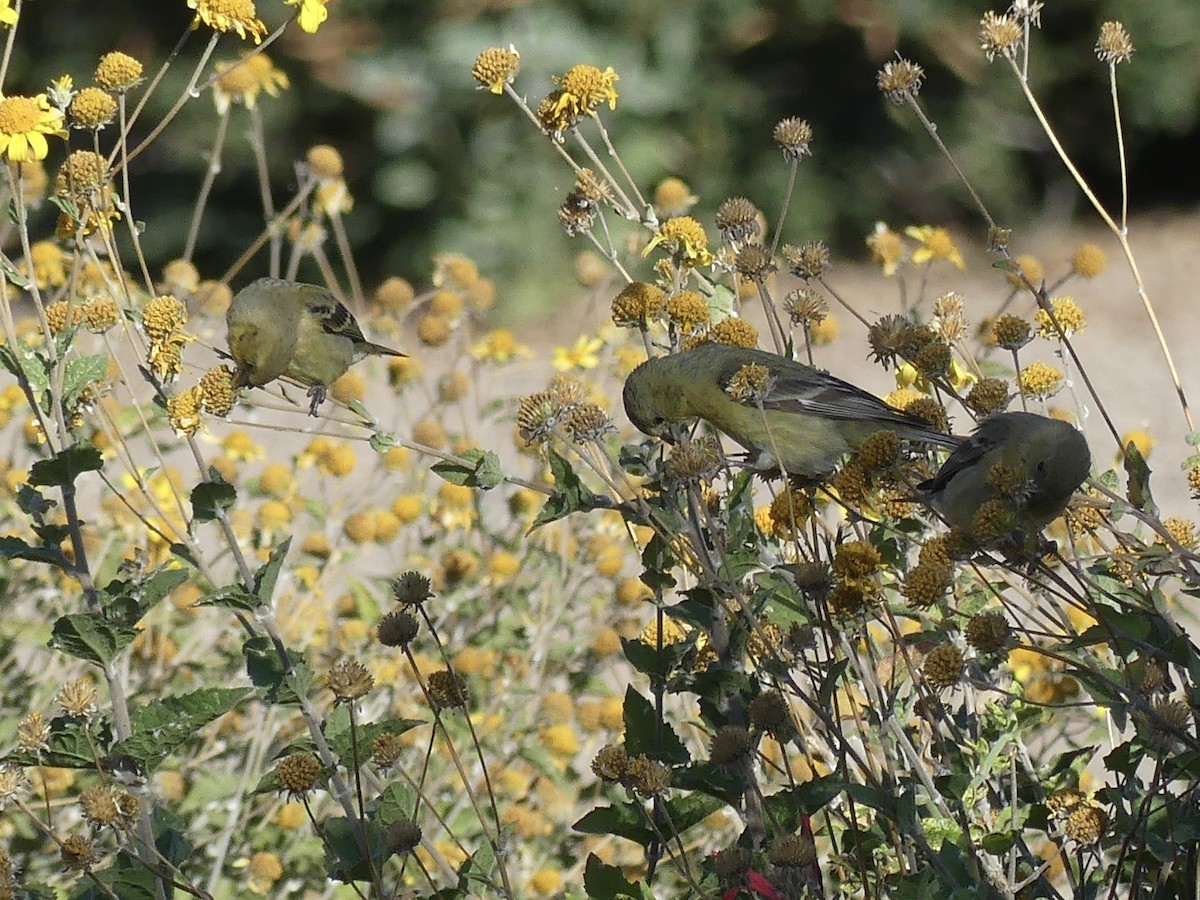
[664,437,720,482]
[591,745,629,782]
[992,314,1032,351]
[923,644,965,689]
[384,819,423,855]
[392,571,432,605]
[980,11,1024,62]
[426,669,469,710]
[772,117,813,160]
[624,754,671,796]
[377,610,419,647]
[735,243,776,282]
[966,611,1011,653]
[715,196,762,243]
[710,725,754,765]
[783,288,827,327]
[1095,21,1134,65]
[781,240,830,279]
[327,658,374,703]
[275,752,322,796]
[877,58,925,104]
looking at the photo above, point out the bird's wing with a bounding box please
[297,286,368,345]
[918,425,1003,492]
[755,364,918,425]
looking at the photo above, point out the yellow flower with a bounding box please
[0,0,16,27]
[866,222,905,276]
[469,329,531,363]
[25,240,67,289]
[905,225,965,270]
[167,387,205,436]
[213,53,289,112]
[222,429,264,461]
[541,64,619,134]
[653,177,698,217]
[1017,361,1064,399]
[1035,297,1086,340]
[643,216,713,268]
[188,0,267,43]
[0,95,66,162]
[1119,428,1155,462]
[471,46,520,95]
[553,335,603,371]
[285,0,327,33]
[313,178,353,216]
[244,850,282,894]
[946,358,978,393]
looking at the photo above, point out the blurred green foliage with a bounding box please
[14,0,1200,316]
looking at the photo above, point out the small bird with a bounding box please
[918,411,1091,548]
[622,343,956,480]
[226,277,404,416]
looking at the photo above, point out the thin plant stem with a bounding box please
[183,105,232,261]
[770,157,799,257]
[1005,57,1194,431]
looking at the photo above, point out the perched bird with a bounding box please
[226,277,404,416]
[918,411,1091,548]
[622,343,956,479]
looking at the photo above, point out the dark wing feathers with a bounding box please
[309,297,367,345]
[918,429,1001,492]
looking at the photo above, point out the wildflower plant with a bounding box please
[0,5,588,898]
[465,13,1200,897]
[2,2,1200,899]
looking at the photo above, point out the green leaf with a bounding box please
[69,850,159,899]
[657,792,726,838]
[0,535,70,568]
[244,635,312,705]
[253,537,291,604]
[195,584,258,612]
[622,686,689,764]
[323,816,388,883]
[621,635,690,681]
[191,475,237,522]
[0,253,28,289]
[705,283,736,322]
[532,449,607,529]
[432,449,504,490]
[377,780,419,827]
[49,613,139,666]
[574,802,656,844]
[672,761,744,804]
[368,430,395,453]
[323,707,424,770]
[16,483,54,519]
[1122,439,1155,512]
[112,687,254,771]
[100,566,189,624]
[5,715,111,769]
[583,854,652,899]
[62,353,108,411]
[28,443,103,488]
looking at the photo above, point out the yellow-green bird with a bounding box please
[226,277,404,416]
[622,343,956,479]
[918,411,1091,546]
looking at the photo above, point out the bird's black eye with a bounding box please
[1036,460,1047,474]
